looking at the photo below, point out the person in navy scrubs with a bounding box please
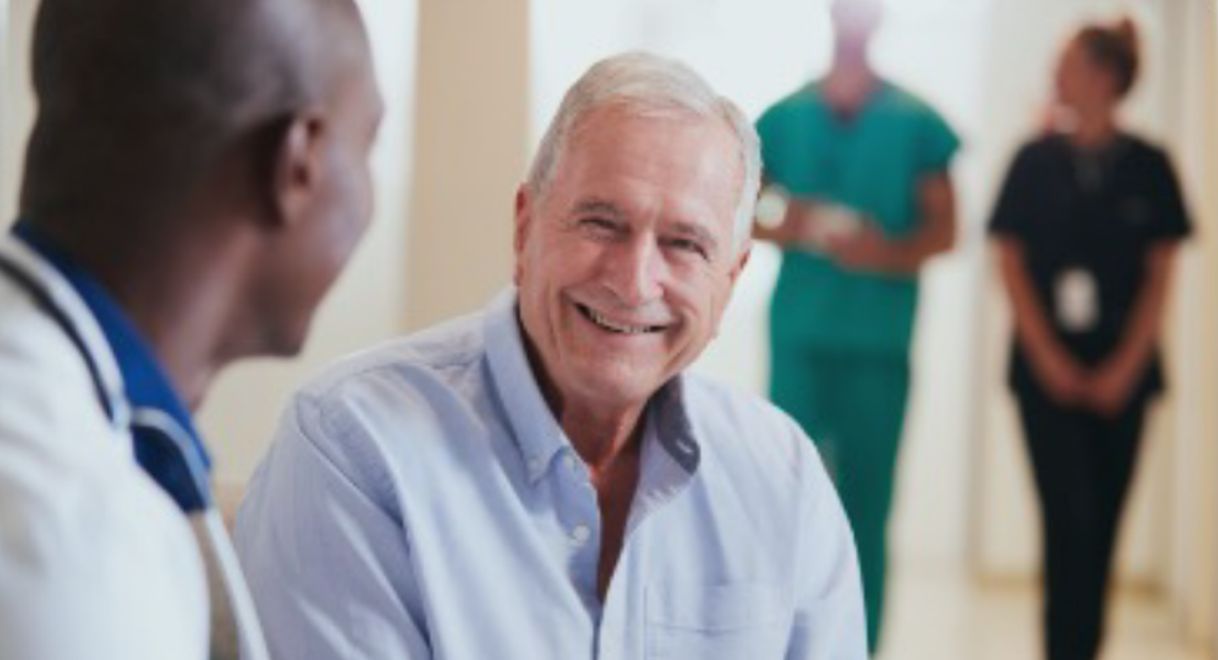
[988,17,1192,660]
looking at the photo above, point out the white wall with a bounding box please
[869,0,992,570]
[0,0,34,222]
[1158,0,1218,645]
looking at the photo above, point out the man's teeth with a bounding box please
[583,306,661,335]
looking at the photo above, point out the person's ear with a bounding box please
[728,240,752,286]
[513,183,533,285]
[270,112,327,230]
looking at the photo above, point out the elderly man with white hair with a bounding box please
[236,52,866,659]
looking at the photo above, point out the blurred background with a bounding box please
[1,0,1214,658]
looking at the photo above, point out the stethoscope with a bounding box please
[0,250,270,660]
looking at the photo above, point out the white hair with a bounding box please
[526,51,760,250]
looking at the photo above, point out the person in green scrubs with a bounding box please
[753,0,959,652]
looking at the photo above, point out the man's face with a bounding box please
[831,0,882,63]
[263,49,384,356]
[514,107,750,410]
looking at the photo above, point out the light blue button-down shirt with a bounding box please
[235,291,866,659]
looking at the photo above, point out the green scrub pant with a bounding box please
[770,347,910,654]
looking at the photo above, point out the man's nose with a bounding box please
[603,236,664,307]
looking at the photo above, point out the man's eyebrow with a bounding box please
[570,198,625,220]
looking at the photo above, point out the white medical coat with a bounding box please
[0,236,208,659]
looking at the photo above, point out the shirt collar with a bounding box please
[483,290,568,483]
[482,289,699,483]
[11,220,211,473]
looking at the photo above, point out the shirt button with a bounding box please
[563,454,578,472]
[527,456,543,472]
[570,525,591,546]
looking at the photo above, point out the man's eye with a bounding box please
[664,237,708,259]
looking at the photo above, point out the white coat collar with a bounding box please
[0,235,131,433]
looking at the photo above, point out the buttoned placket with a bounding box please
[549,446,602,615]
[595,394,699,660]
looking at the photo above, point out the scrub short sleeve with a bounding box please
[987,144,1036,240]
[915,108,960,175]
[1147,148,1193,241]
[755,106,784,180]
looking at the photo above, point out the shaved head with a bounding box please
[16,0,384,371]
[20,0,369,229]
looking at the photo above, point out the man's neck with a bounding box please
[518,315,650,472]
[822,58,878,117]
[40,224,249,410]
[557,400,646,473]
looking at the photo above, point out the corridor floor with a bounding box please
[879,563,1209,660]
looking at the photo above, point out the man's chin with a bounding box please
[566,366,664,407]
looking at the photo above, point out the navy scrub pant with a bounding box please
[1016,387,1147,660]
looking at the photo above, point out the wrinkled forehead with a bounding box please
[541,109,743,254]
[555,107,742,207]
[565,105,741,179]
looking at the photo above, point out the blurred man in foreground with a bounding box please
[0,0,382,657]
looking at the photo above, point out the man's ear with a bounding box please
[727,240,752,286]
[514,184,533,251]
[513,183,532,285]
[270,113,326,229]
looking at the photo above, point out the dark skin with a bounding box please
[20,0,382,409]
[752,0,956,273]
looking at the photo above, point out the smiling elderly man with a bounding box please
[236,52,866,659]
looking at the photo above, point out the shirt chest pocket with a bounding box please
[645,582,791,660]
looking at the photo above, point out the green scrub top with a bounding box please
[757,80,960,354]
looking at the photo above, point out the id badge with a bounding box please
[1054,268,1099,332]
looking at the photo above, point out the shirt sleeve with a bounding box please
[987,143,1037,240]
[235,392,432,660]
[1146,147,1193,241]
[915,107,961,175]
[785,419,868,660]
[755,105,783,182]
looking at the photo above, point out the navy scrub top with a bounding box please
[988,132,1192,404]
